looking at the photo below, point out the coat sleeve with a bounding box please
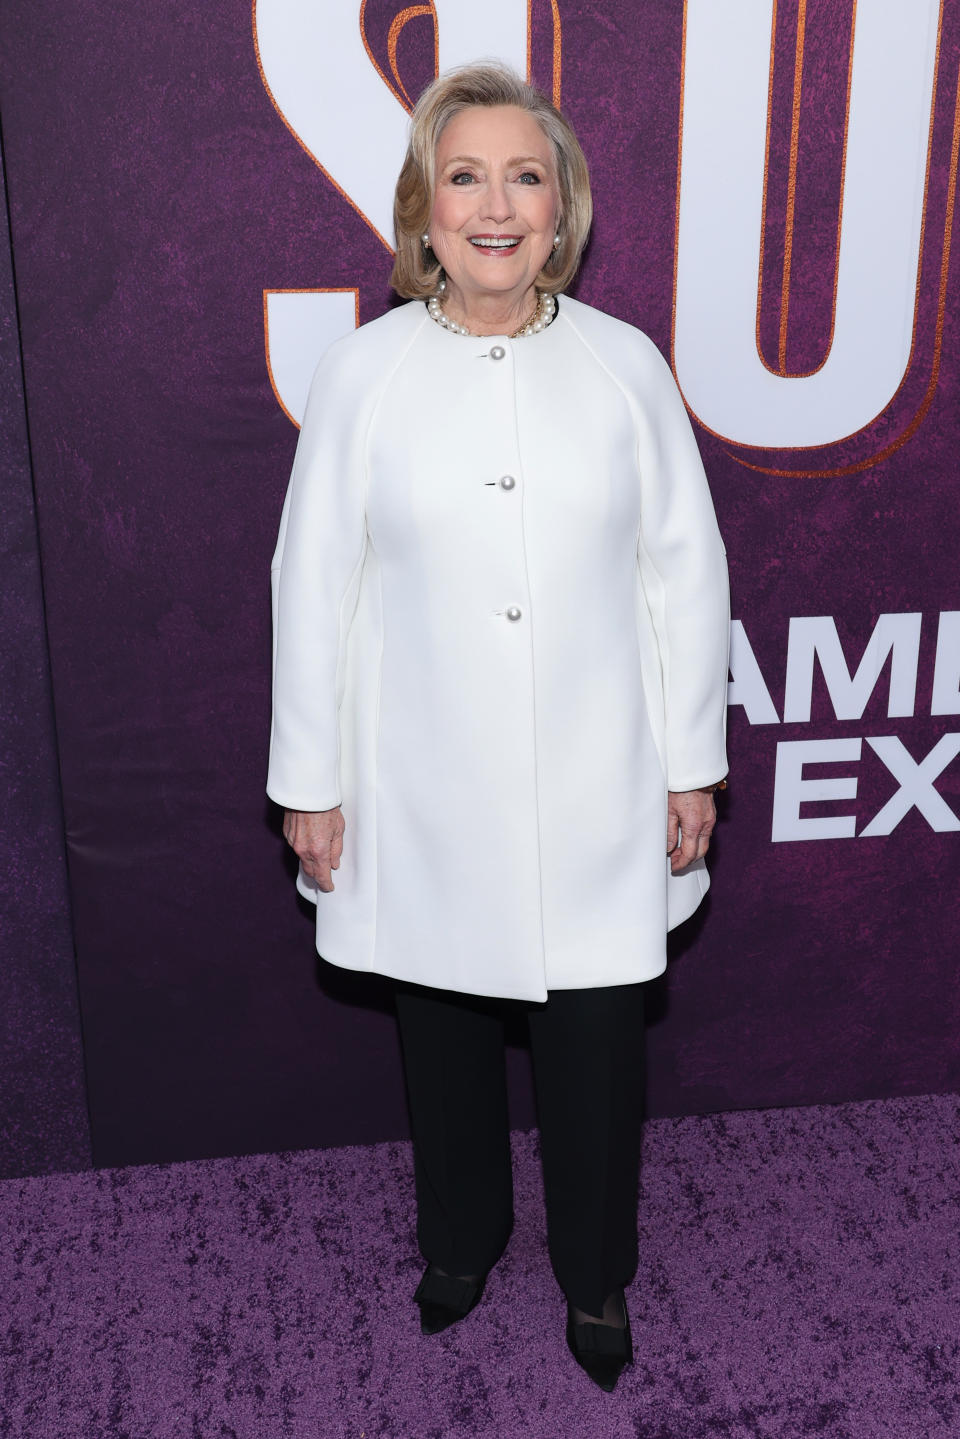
[266,346,369,812]
[633,337,730,792]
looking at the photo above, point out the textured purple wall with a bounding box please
[0,1,957,1169]
[0,144,91,1178]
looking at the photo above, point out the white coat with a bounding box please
[267,296,729,1002]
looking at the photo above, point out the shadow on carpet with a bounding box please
[1,1094,959,1438]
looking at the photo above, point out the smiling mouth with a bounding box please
[469,236,522,253]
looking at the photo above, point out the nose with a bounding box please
[479,174,514,225]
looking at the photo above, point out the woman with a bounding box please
[268,64,729,1393]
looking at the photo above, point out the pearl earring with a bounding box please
[421,233,431,246]
[553,232,561,250]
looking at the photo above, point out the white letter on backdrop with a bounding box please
[675,0,940,448]
[860,734,960,836]
[772,738,862,842]
[783,614,922,724]
[727,619,780,724]
[256,1,528,423]
[931,612,960,716]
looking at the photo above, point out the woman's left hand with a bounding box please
[666,789,717,873]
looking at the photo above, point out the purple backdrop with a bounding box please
[0,1,957,1170]
[0,144,90,1178]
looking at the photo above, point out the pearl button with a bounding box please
[499,475,516,490]
[489,345,506,361]
[505,606,522,622]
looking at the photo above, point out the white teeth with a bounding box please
[470,237,520,248]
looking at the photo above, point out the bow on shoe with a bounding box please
[569,1321,629,1357]
[414,1265,487,1335]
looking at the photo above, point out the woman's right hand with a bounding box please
[282,807,345,892]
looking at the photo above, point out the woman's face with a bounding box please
[428,105,560,317]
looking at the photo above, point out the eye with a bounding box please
[517,171,542,185]
[449,170,476,185]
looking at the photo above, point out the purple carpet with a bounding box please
[2,1094,958,1438]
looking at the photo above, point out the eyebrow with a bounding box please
[441,154,550,169]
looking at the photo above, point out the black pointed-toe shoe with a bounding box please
[565,1300,633,1392]
[414,1264,487,1336]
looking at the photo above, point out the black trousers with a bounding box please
[394,980,646,1318]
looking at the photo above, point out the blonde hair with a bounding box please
[390,63,593,299]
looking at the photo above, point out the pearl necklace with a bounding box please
[427,284,557,339]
